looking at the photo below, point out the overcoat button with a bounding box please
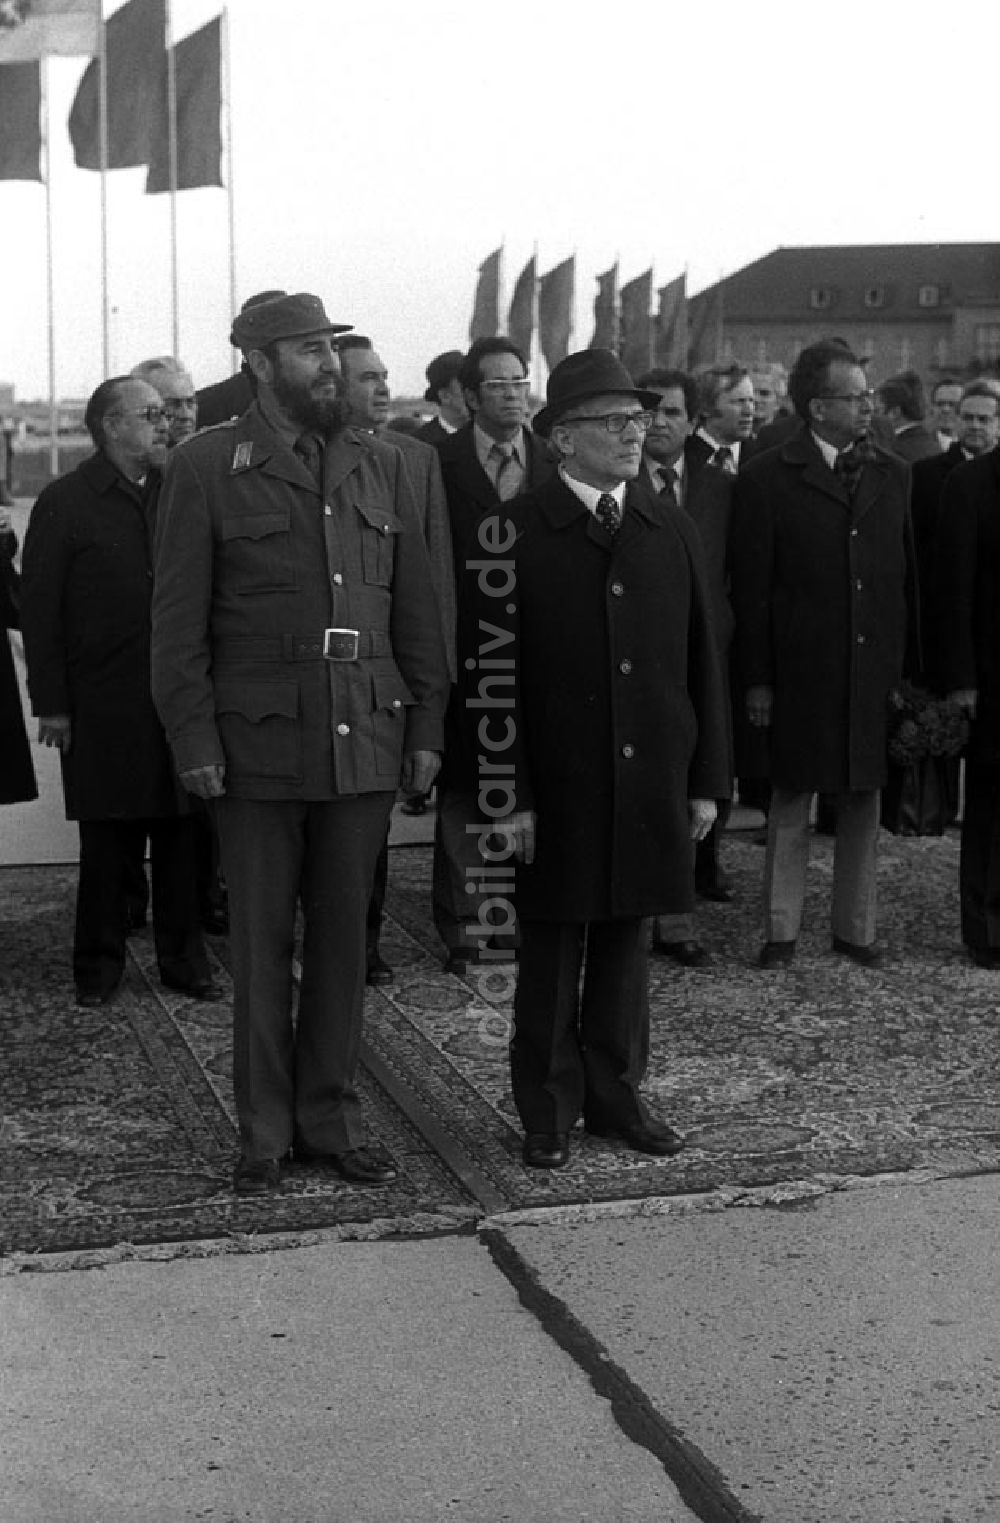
[621,743,635,758]
[336,723,350,736]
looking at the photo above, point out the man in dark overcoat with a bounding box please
[433,337,556,973]
[729,340,917,969]
[415,350,468,450]
[937,438,1000,966]
[0,510,37,808]
[20,377,216,1007]
[483,351,728,1170]
[150,293,450,1195]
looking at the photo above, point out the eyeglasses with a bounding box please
[480,378,531,393]
[560,411,653,434]
[820,391,875,407]
[109,405,168,423]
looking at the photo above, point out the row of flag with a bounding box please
[471,249,724,374]
[0,0,222,193]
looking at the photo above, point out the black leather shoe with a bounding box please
[696,880,733,903]
[298,1145,398,1185]
[233,1156,282,1194]
[757,939,796,968]
[444,950,470,976]
[652,937,709,968]
[970,946,1000,969]
[522,1132,570,1169]
[586,1118,686,1157]
[831,936,883,968]
[161,973,224,1001]
[75,986,118,1008]
[366,952,394,986]
[400,794,427,815]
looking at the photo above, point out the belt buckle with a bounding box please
[323,627,360,661]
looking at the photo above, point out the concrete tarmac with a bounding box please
[3,1171,997,1522]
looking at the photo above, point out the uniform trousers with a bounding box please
[214,793,394,1162]
[959,759,1000,951]
[763,787,880,944]
[74,816,208,998]
[511,918,651,1135]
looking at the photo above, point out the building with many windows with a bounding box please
[688,244,1000,381]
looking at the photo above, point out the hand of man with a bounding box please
[178,763,226,799]
[688,798,717,842]
[950,688,978,720]
[505,808,536,865]
[746,684,774,728]
[38,715,71,752]
[401,749,441,798]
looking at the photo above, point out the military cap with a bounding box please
[229,292,352,351]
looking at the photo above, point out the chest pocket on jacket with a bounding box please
[220,507,298,593]
[355,502,402,587]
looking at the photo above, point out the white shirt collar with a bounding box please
[696,426,740,465]
[810,429,841,470]
[558,466,626,514]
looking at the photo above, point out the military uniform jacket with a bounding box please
[151,405,449,801]
[478,475,729,922]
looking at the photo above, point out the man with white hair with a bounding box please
[130,357,199,448]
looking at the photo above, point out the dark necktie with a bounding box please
[712,444,735,475]
[835,440,874,499]
[595,492,622,538]
[491,442,518,501]
[294,432,323,486]
[658,466,679,507]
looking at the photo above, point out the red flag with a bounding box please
[146,16,222,194]
[655,273,688,368]
[619,269,653,378]
[506,255,535,359]
[68,0,166,170]
[470,247,502,341]
[538,256,575,370]
[0,61,41,180]
[688,282,724,368]
[589,262,618,350]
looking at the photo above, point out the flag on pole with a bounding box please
[69,0,166,170]
[470,246,502,341]
[589,262,618,350]
[506,255,536,358]
[146,15,222,193]
[655,273,688,367]
[538,256,575,370]
[688,281,724,367]
[0,59,42,179]
[619,268,653,378]
[0,0,99,61]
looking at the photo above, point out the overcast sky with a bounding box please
[2,0,997,401]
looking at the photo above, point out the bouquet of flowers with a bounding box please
[886,682,969,767]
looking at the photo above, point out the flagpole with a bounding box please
[165,0,179,355]
[41,59,58,479]
[98,0,109,374]
[222,7,237,372]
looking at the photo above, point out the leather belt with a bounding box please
[214,630,390,663]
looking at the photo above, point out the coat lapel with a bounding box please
[781,430,851,508]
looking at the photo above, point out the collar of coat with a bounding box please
[534,474,663,544]
[437,420,554,510]
[777,423,895,518]
[222,403,383,496]
[82,449,159,505]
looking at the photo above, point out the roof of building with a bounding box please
[690,244,1000,322]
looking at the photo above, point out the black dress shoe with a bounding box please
[298,1145,398,1185]
[970,946,1000,969]
[522,1132,570,1169]
[652,937,709,968]
[160,973,224,1001]
[831,936,883,968]
[757,939,796,968]
[586,1118,686,1157]
[366,952,394,986]
[233,1156,282,1194]
[400,794,427,815]
[75,986,118,1008]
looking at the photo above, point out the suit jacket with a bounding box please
[438,421,556,788]
[151,405,449,800]
[729,425,917,793]
[890,422,940,465]
[415,416,452,451]
[482,476,728,920]
[21,453,179,820]
[937,447,1000,760]
[384,428,457,680]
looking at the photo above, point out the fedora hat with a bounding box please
[229,292,351,351]
[533,349,661,437]
[423,349,465,402]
